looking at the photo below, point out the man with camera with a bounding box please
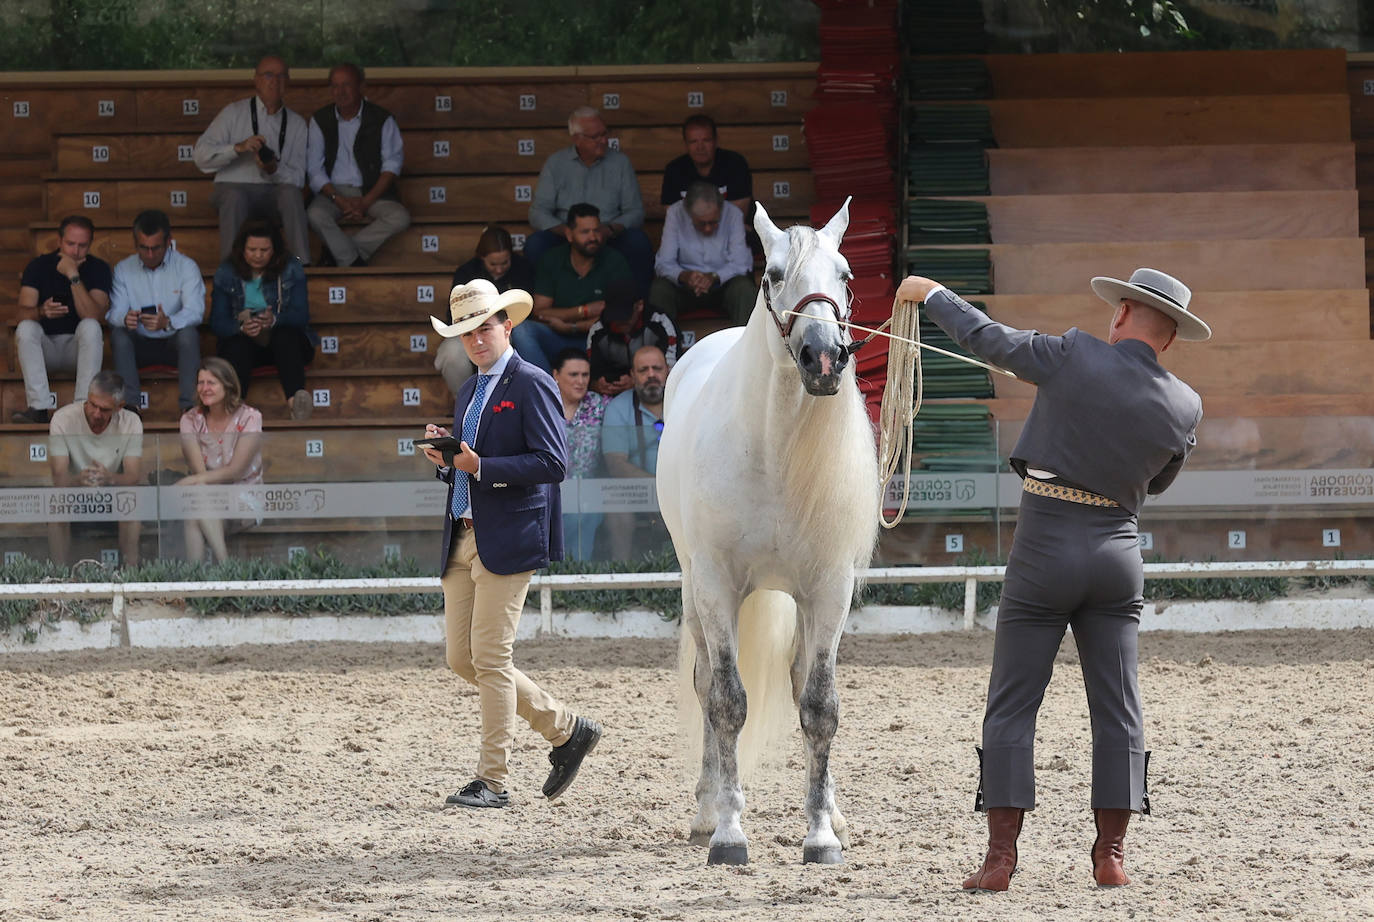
[107,210,206,415]
[192,54,311,264]
[13,215,111,425]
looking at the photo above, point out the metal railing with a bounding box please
[3,558,1371,635]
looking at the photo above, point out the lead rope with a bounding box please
[877,297,922,528]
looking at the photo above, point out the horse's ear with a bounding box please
[818,196,852,251]
[754,202,787,260]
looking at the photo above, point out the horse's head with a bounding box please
[754,199,854,396]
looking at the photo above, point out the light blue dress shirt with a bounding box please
[107,248,206,337]
[653,199,753,284]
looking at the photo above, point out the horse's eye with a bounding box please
[764,268,783,286]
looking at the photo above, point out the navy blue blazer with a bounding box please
[437,350,569,575]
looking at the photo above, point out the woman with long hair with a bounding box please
[210,218,318,419]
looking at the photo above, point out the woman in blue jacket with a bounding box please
[211,218,318,420]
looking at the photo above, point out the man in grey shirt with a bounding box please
[523,106,652,297]
[896,268,1208,893]
[192,54,310,263]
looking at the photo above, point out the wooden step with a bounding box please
[2,369,455,425]
[940,190,1358,243]
[987,143,1356,195]
[918,95,1353,147]
[984,49,1347,98]
[55,123,810,178]
[986,341,1374,402]
[42,169,813,225]
[975,290,1371,345]
[906,238,1366,293]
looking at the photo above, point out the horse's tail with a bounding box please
[679,590,798,779]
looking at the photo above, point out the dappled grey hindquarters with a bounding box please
[1,629,1371,921]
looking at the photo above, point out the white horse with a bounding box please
[656,200,881,865]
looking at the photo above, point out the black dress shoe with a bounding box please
[349,256,368,267]
[445,779,509,809]
[543,716,602,799]
[316,248,338,267]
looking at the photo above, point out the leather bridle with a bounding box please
[762,281,852,359]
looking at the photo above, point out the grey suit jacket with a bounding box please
[924,288,1202,514]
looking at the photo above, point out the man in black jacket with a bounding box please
[586,278,679,397]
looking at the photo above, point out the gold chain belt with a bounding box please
[1022,478,1120,507]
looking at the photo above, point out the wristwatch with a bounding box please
[68,275,81,285]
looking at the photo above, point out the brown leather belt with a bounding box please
[1022,478,1119,507]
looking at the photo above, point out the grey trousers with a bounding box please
[15,318,102,410]
[647,275,756,325]
[978,490,1149,813]
[212,181,311,263]
[434,336,474,396]
[109,325,202,411]
[305,184,411,264]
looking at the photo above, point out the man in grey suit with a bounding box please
[897,268,1208,892]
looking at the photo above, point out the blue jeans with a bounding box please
[561,512,602,561]
[510,319,587,373]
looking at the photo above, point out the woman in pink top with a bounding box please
[179,357,264,562]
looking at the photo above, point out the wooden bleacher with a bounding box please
[0,63,817,428]
[911,48,1372,437]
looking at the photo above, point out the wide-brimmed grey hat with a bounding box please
[430,279,532,338]
[1090,268,1211,342]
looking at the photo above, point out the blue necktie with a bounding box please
[449,374,491,520]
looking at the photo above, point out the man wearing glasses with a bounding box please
[192,54,311,263]
[601,345,668,560]
[523,106,653,296]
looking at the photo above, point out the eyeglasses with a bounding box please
[256,71,287,81]
[579,129,608,141]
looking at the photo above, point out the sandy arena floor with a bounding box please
[1,627,1372,921]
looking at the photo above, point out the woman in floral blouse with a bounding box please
[552,348,607,560]
[178,357,264,562]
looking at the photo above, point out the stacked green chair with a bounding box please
[905,248,992,295]
[908,198,989,244]
[908,59,991,100]
[910,104,995,145]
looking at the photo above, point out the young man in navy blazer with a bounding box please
[422,279,602,809]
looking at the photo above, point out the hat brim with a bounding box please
[430,289,533,338]
[1090,277,1212,342]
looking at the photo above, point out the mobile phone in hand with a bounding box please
[140,305,158,315]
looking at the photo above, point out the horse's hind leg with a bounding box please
[688,615,720,846]
[797,579,854,865]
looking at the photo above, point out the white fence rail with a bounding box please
[2,559,1371,634]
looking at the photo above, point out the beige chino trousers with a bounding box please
[441,526,573,792]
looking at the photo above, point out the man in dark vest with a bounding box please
[306,63,411,267]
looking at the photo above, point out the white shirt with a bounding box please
[306,101,405,193]
[451,346,514,519]
[654,199,752,284]
[192,96,308,187]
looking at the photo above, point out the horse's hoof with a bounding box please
[802,845,844,865]
[707,844,749,866]
[688,830,713,847]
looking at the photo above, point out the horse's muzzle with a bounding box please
[797,335,849,396]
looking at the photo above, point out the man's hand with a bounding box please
[451,441,479,475]
[594,224,614,244]
[81,461,111,487]
[41,298,70,319]
[591,375,631,397]
[584,300,606,321]
[548,317,578,336]
[553,225,572,241]
[123,309,140,330]
[336,195,367,220]
[897,275,942,304]
[141,306,170,332]
[234,135,266,155]
[56,253,84,278]
[420,423,452,468]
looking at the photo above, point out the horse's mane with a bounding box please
[773,227,881,576]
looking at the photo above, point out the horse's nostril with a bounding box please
[798,345,816,369]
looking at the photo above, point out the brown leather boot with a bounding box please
[962,807,1024,892]
[1092,808,1132,887]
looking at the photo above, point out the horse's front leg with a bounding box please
[689,562,750,866]
[797,579,854,865]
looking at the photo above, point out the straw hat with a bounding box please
[430,279,532,338]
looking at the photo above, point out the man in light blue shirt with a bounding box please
[524,106,653,297]
[107,210,205,413]
[306,63,411,267]
[651,181,756,325]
